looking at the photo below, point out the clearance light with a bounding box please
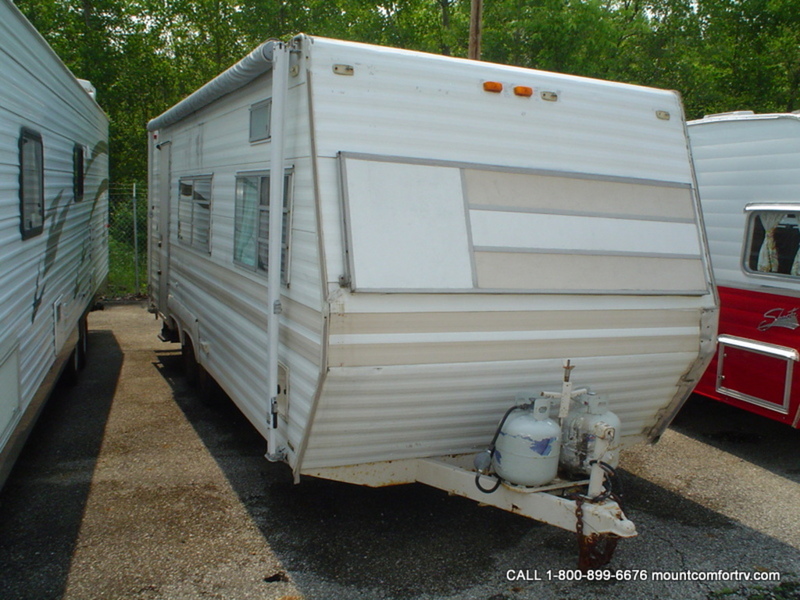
[514,86,533,97]
[483,81,503,93]
[541,91,558,102]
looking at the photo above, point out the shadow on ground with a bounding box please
[154,351,787,600]
[671,394,800,484]
[155,349,547,598]
[0,330,123,600]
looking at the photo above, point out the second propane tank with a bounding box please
[560,393,621,476]
[492,397,561,487]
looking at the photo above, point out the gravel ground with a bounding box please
[0,302,798,600]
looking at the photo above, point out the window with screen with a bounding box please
[177,175,212,253]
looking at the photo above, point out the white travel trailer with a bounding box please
[148,35,717,564]
[689,112,800,427]
[0,0,109,488]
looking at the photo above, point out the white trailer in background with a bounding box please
[147,35,717,566]
[689,112,800,427]
[0,0,109,489]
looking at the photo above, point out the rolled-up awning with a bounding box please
[147,40,276,132]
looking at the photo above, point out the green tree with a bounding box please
[14,0,800,184]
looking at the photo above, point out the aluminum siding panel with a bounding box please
[298,38,715,473]
[0,0,108,454]
[152,68,324,466]
[302,297,706,469]
[688,115,800,292]
[302,352,700,469]
[307,37,695,287]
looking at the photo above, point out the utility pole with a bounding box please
[469,0,482,60]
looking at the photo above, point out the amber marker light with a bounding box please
[483,81,503,93]
[514,86,533,97]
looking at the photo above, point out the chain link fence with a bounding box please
[107,183,148,298]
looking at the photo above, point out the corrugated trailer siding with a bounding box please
[308,39,691,181]
[302,293,707,472]
[158,69,324,465]
[298,38,712,473]
[0,0,108,460]
[308,38,697,290]
[691,117,800,290]
[301,350,700,469]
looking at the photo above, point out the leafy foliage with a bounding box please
[13,0,800,185]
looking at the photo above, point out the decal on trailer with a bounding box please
[759,308,800,332]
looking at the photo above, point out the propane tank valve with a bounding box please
[473,449,493,474]
[560,393,622,479]
[540,359,588,421]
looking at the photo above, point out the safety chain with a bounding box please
[574,495,584,540]
[572,471,622,571]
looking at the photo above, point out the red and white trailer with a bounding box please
[689,112,800,427]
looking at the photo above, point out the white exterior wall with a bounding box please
[306,37,696,285]
[149,36,716,482]
[149,66,324,467]
[688,114,800,292]
[298,38,716,474]
[0,0,108,483]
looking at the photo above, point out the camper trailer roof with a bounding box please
[148,41,276,132]
[148,34,679,134]
[2,0,106,113]
[689,112,800,126]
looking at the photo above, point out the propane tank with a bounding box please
[560,393,621,477]
[491,397,561,487]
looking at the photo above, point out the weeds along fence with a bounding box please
[107,183,148,298]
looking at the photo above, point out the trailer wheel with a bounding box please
[61,348,80,387]
[62,316,88,387]
[181,337,219,402]
[195,361,220,404]
[182,337,200,387]
[75,315,88,371]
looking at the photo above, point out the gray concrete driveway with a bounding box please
[0,302,798,600]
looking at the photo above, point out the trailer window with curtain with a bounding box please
[19,128,44,239]
[177,175,212,253]
[233,169,293,284]
[745,208,800,277]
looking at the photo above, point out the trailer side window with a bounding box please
[745,211,800,278]
[177,175,212,253]
[19,128,44,239]
[73,144,85,202]
[249,99,271,143]
[234,171,292,284]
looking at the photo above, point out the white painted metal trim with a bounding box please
[266,41,289,460]
[338,151,694,190]
[716,335,796,415]
[292,54,332,481]
[744,203,800,214]
[469,204,697,224]
[414,457,636,538]
[717,334,800,361]
[302,454,636,537]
